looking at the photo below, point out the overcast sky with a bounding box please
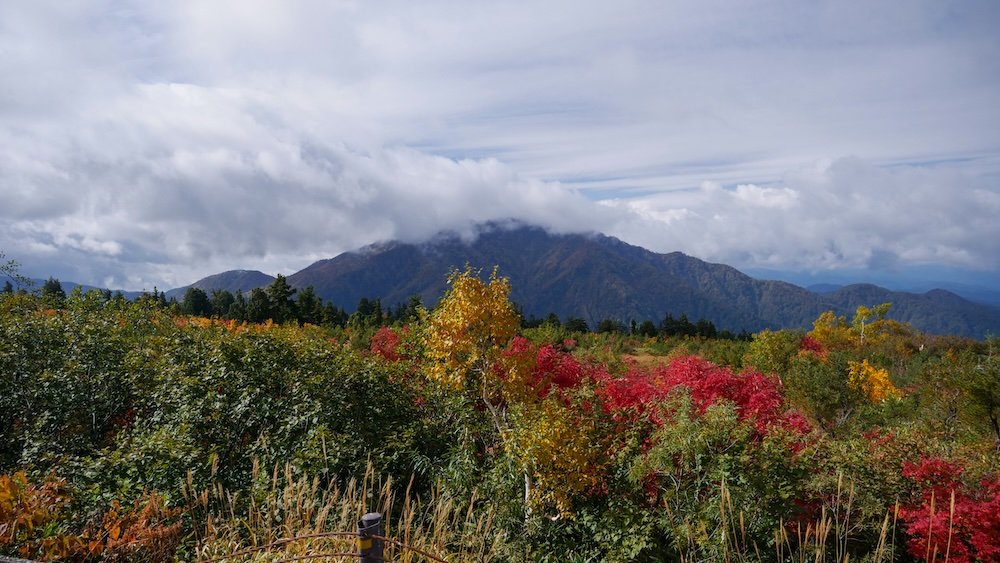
[2,0,999,290]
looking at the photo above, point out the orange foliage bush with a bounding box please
[0,472,74,558]
[1,472,181,561]
[80,492,183,562]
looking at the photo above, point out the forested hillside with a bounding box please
[41,226,1000,338]
[282,225,1000,338]
[2,269,998,561]
[164,270,275,300]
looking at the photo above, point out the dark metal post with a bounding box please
[358,511,383,563]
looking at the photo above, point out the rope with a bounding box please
[197,531,447,563]
[373,535,449,563]
[277,555,383,562]
[199,532,358,562]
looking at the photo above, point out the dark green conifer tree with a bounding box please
[246,287,272,323]
[294,286,323,325]
[210,289,236,319]
[266,275,296,324]
[229,290,247,321]
[181,287,212,317]
[41,277,66,306]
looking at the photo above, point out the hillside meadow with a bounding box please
[1,269,998,562]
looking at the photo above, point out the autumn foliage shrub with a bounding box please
[78,492,183,562]
[848,359,900,403]
[499,343,816,555]
[0,472,181,562]
[370,324,403,361]
[532,342,586,394]
[0,472,73,559]
[597,355,810,437]
[498,337,611,515]
[799,334,826,357]
[3,280,999,561]
[500,337,601,400]
[899,456,1000,562]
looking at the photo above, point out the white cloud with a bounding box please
[1,1,998,289]
[606,157,1000,271]
[1,79,616,288]
[733,184,798,210]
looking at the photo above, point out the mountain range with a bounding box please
[173,224,1000,338]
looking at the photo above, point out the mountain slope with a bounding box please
[826,284,1000,338]
[25,278,145,300]
[166,270,275,299]
[285,224,1000,337]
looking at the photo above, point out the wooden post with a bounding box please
[358,512,383,563]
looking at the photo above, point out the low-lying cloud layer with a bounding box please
[1,1,998,290]
[609,157,1000,271]
[1,88,614,287]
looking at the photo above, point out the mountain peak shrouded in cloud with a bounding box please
[278,225,1000,338]
[1,1,998,291]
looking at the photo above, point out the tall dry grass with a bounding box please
[674,475,901,563]
[182,460,504,562]
[179,465,955,562]
[771,475,899,563]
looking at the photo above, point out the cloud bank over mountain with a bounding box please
[1,1,998,289]
[610,157,1000,272]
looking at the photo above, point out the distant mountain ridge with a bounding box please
[272,224,998,338]
[747,267,1000,308]
[44,224,995,338]
[165,270,275,299]
[23,278,145,301]
[823,284,999,339]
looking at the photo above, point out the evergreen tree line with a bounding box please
[522,311,751,340]
[151,275,424,329]
[6,275,748,339]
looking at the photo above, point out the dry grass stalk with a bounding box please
[183,460,503,562]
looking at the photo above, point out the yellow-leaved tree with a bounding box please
[809,310,856,351]
[847,359,900,402]
[422,266,605,518]
[506,398,604,516]
[810,303,911,352]
[852,302,892,345]
[423,266,528,503]
[423,266,519,407]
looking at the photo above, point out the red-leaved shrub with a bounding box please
[597,355,810,436]
[899,456,1000,562]
[370,325,403,361]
